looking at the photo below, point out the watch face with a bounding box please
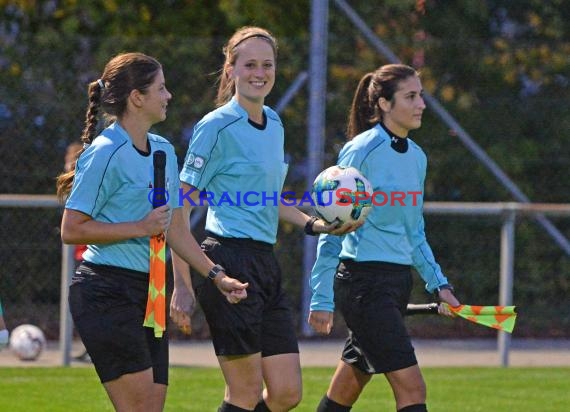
[208,264,224,280]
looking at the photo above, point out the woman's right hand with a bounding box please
[312,218,364,236]
[141,205,171,236]
[212,272,249,304]
[170,283,196,335]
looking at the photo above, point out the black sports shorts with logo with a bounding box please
[334,259,418,374]
[193,233,299,357]
[69,262,169,384]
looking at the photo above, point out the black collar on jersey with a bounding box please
[248,111,267,130]
[380,122,408,153]
[133,139,151,156]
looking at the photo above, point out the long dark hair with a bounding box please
[346,64,418,140]
[56,52,162,200]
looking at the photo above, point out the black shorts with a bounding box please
[334,260,417,374]
[69,262,169,384]
[192,234,299,357]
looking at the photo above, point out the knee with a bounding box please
[413,379,426,400]
[227,381,264,409]
[393,378,426,406]
[402,379,426,403]
[283,387,302,409]
[268,385,302,410]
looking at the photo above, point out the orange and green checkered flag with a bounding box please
[144,232,166,337]
[442,303,518,333]
[144,150,167,338]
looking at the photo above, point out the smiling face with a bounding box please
[228,37,276,108]
[141,69,172,125]
[380,75,426,137]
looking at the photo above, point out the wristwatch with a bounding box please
[304,216,319,236]
[207,264,225,281]
[435,283,454,296]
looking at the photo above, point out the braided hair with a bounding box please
[56,52,161,200]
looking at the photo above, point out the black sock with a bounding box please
[317,395,352,412]
[218,401,252,412]
[398,404,427,412]
[254,399,271,411]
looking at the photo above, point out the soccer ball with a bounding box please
[311,165,373,224]
[9,324,46,361]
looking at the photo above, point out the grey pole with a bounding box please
[59,243,74,366]
[275,71,309,114]
[301,0,329,337]
[498,210,516,367]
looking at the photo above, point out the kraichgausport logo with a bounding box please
[173,187,422,207]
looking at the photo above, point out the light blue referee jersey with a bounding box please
[179,97,288,244]
[310,123,449,312]
[65,122,181,273]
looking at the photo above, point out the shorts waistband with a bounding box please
[79,261,148,280]
[205,231,274,252]
[339,259,411,273]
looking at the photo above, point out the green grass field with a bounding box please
[0,366,568,411]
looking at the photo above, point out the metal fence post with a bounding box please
[59,243,75,366]
[498,208,516,367]
[301,0,329,337]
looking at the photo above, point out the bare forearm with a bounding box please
[278,203,310,227]
[167,209,215,278]
[61,217,147,244]
[171,249,194,290]
[61,206,169,245]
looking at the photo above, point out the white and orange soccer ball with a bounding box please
[311,165,373,225]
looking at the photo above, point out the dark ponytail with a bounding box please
[346,64,418,140]
[346,73,375,140]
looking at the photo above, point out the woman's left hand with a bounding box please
[437,288,461,317]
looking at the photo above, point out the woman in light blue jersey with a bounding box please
[56,52,247,412]
[309,64,461,412]
[0,298,8,349]
[170,27,352,412]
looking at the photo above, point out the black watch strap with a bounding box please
[435,283,454,297]
[207,264,225,281]
[304,216,319,236]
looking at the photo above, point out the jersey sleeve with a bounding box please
[408,151,449,292]
[337,144,366,170]
[309,144,365,311]
[179,120,222,190]
[309,233,343,312]
[65,145,121,217]
[409,214,450,293]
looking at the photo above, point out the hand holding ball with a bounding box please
[311,165,373,225]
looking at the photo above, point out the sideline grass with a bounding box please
[0,366,569,411]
